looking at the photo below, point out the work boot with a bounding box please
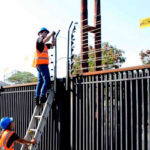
[34,97,40,105]
[40,95,47,104]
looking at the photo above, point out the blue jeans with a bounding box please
[35,65,50,98]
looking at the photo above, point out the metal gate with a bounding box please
[70,67,150,150]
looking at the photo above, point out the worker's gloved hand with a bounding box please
[31,138,36,144]
[52,31,56,35]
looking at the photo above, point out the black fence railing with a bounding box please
[1,66,150,150]
[70,67,150,150]
[0,80,69,150]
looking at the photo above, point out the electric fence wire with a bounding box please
[72,54,120,63]
[81,14,101,23]
[71,15,123,73]
[70,63,121,72]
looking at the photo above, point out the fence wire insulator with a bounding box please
[73,26,76,32]
[71,41,74,45]
[70,22,78,75]
[71,55,74,60]
[71,49,74,53]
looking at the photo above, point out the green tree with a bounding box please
[71,54,81,75]
[72,42,126,75]
[7,71,37,84]
[139,49,150,64]
[102,42,126,69]
[88,45,96,72]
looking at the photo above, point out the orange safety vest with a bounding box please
[32,44,49,67]
[0,130,15,150]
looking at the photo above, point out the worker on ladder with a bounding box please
[32,27,55,105]
[0,117,36,149]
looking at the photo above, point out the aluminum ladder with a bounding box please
[20,89,55,150]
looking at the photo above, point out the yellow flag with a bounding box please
[140,17,150,28]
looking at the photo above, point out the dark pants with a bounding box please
[35,65,50,98]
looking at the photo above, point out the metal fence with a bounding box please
[70,67,150,150]
[0,80,69,150]
[1,66,150,150]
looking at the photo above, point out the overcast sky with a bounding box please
[0,0,150,82]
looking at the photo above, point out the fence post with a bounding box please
[66,21,73,91]
[54,30,60,93]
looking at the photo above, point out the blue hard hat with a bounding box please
[38,27,49,35]
[0,117,13,130]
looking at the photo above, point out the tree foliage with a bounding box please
[72,42,126,75]
[139,49,150,65]
[101,42,126,69]
[7,71,37,84]
[71,55,81,75]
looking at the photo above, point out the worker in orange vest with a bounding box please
[0,117,36,150]
[32,27,55,105]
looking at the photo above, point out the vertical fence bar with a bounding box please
[79,77,82,150]
[80,77,83,150]
[96,75,100,150]
[119,72,123,150]
[110,73,113,150]
[141,70,145,150]
[124,72,129,150]
[144,70,148,150]
[105,74,108,150]
[101,74,104,150]
[75,77,78,150]
[114,73,118,150]
[89,76,92,150]
[147,69,150,150]
[135,70,139,150]
[92,76,97,150]
[50,105,53,150]
[130,71,134,150]
[82,77,86,150]
[85,76,89,150]
[92,76,96,150]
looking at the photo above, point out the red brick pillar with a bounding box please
[81,0,88,73]
[94,0,101,70]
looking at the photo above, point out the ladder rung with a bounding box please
[33,115,41,119]
[29,129,37,133]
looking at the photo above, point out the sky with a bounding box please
[0,0,150,82]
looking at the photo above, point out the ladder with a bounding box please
[20,88,55,150]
